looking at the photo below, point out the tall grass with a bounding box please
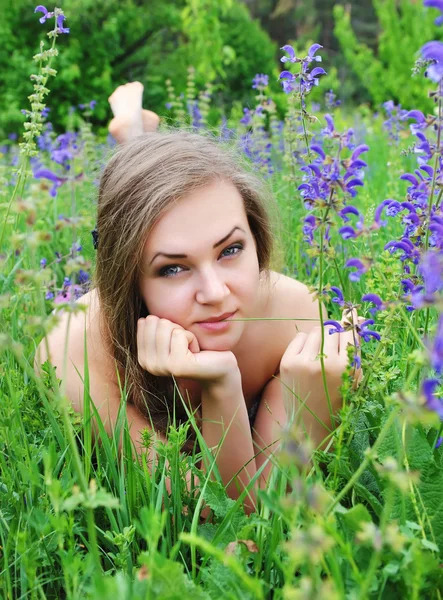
[1,6,443,600]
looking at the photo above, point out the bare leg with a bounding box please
[108,82,160,144]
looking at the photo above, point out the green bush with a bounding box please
[0,0,279,137]
[333,0,442,112]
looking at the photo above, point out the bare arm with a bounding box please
[200,371,258,514]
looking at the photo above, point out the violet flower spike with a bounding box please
[345,258,368,282]
[420,41,443,82]
[35,5,54,24]
[280,46,299,64]
[330,286,345,307]
[429,314,443,375]
[422,379,443,420]
[362,293,386,316]
[357,319,381,343]
[324,320,346,335]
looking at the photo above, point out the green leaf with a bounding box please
[378,420,443,554]
[338,503,373,533]
[202,478,236,519]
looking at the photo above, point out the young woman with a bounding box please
[35,82,362,512]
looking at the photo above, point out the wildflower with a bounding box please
[419,251,443,297]
[34,5,54,24]
[422,379,443,419]
[420,41,443,82]
[325,89,340,109]
[40,258,47,268]
[33,167,68,197]
[345,258,372,282]
[403,110,428,135]
[357,319,381,342]
[35,6,70,34]
[323,320,346,334]
[330,286,345,307]
[55,14,70,34]
[252,74,269,89]
[361,293,386,315]
[429,315,443,374]
[384,238,420,265]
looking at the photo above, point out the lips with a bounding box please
[197,311,237,323]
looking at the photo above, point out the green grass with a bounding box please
[1,89,443,598]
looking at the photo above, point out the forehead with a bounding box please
[143,180,248,253]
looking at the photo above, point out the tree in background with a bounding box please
[333,0,442,112]
[0,0,278,136]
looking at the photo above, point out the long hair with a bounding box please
[92,129,282,446]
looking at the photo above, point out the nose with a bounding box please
[195,266,230,305]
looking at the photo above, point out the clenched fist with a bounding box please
[137,315,239,385]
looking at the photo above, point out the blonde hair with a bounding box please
[92,129,282,443]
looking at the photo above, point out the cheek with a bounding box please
[141,279,192,321]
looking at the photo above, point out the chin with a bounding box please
[197,338,234,352]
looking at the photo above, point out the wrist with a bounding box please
[201,367,242,395]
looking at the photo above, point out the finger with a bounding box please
[285,331,308,356]
[302,326,322,358]
[170,329,194,372]
[136,319,146,367]
[142,316,159,365]
[156,318,177,365]
[323,322,340,356]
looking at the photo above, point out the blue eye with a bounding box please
[158,242,244,278]
[221,243,243,257]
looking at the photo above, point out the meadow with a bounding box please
[1,3,443,599]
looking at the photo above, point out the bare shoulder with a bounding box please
[268,270,322,334]
[34,288,121,412]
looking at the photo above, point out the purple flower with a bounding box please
[34,5,54,23]
[33,168,68,197]
[306,44,323,64]
[424,0,443,26]
[362,293,386,315]
[422,379,443,419]
[78,269,90,285]
[56,14,70,34]
[345,258,369,282]
[252,74,269,89]
[421,41,443,82]
[419,252,443,296]
[324,320,346,335]
[339,226,359,240]
[429,315,443,374]
[325,89,340,109]
[322,113,335,136]
[330,286,345,307]
[280,45,299,64]
[40,258,47,268]
[403,110,427,135]
[357,319,381,342]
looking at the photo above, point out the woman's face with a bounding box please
[139,179,261,351]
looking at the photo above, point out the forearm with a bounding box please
[280,371,335,451]
[200,372,258,512]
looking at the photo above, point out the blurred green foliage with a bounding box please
[0,0,278,136]
[333,0,442,112]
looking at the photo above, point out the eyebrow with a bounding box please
[149,226,246,266]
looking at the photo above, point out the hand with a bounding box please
[279,309,363,443]
[137,315,239,386]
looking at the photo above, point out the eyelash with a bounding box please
[158,243,244,278]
